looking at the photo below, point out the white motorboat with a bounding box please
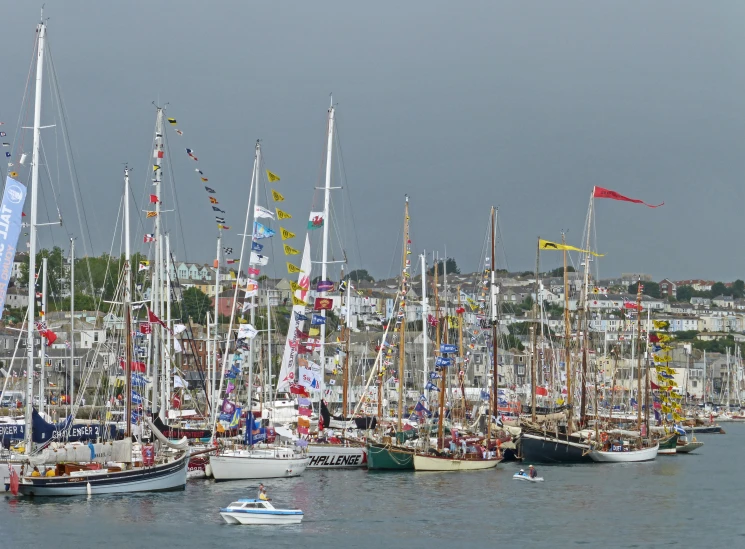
[220,499,303,525]
[513,472,544,482]
[589,443,659,463]
[210,446,309,481]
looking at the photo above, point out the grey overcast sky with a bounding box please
[2,1,744,283]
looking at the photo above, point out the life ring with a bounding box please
[600,432,609,443]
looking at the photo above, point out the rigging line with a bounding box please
[333,117,365,273]
[495,208,510,273]
[45,43,97,298]
[257,152,280,282]
[162,120,189,263]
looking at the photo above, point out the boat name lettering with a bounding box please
[309,454,361,467]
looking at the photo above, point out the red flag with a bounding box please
[140,322,152,334]
[149,194,159,204]
[289,383,309,397]
[172,394,181,409]
[535,386,548,396]
[593,186,664,208]
[314,297,333,311]
[650,381,660,390]
[455,307,465,315]
[132,361,146,373]
[248,267,260,276]
[44,330,57,346]
[148,309,170,332]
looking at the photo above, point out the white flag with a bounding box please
[242,302,258,313]
[237,324,258,340]
[173,338,183,354]
[245,278,258,298]
[173,324,187,335]
[250,252,269,266]
[254,205,275,220]
[173,374,186,388]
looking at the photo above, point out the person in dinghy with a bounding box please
[529,465,538,479]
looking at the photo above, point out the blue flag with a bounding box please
[251,241,264,252]
[295,312,309,322]
[435,357,453,367]
[480,389,490,401]
[253,221,275,240]
[0,177,27,319]
[311,314,326,325]
[425,381,440,392]
[440,343,458,354]
[429,371,441,380]
[131,392,143,404]
[245,412,266,445]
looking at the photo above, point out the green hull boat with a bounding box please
[366,441,414,470]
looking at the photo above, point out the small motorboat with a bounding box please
[513,472,544,482]
[676,436,704,454]
[220,499,303,525]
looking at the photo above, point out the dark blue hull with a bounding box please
[519,433,593,464]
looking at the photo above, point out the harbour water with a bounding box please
[2,425,744,548]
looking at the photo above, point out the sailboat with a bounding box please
[366,197,416,471]
[208,141,309,481]
[18,84,188,494]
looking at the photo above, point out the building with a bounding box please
[658,279,677,299]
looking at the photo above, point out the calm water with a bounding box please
[2,425,744,549]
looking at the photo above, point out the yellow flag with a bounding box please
[276,208,292,220]
[287,262,303,274]
[153,165,161,172]
[266,170,280,182]
[538,239,604,257]
[290,280,309,293]
[653,320,669,330]
[146,211,158,218]
[292,294,307,306]
[272,189,285,202]
[309,327,320,336]
[280,227,295,240]
[284,244,300,255]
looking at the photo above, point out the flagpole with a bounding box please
[151,107,165,419]
[320,100,335,394]
[249,142,261,413]
[124,165,133,439]
[39,257,47,415]
[25,15,46,454]
[420,252,427,401]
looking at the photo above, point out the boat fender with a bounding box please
[600,432,609,443]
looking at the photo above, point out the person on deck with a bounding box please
[529,465,538,479]
[31,466,40,477]
[45,467,55,477]
[258,483,271,501]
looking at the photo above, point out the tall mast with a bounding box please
[164,234,172,414]
[342,273,351,428]
[490,207,499,427]
[434,260,445,449]
[38,257,48,414]
[397,197,409,432]
[248,142,260,397]
[69,238,75,416]
[25,15,47,454]
[635,280,643,432]
[421,252,427,394]
[211,235,221,423]
[562,232,572,428]
[579,190,595,427]
[151,107,165,417]
[457,285,466,418]
[319,100,335,386]
[532,237,540,423]
[124,166,133,438]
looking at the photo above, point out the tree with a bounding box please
[628,281,660,299]
[19,247,66,297]
[676,285,694,303]
[176,287,212,325]
[732,280,745,299]
[427,258,460,276]
[547,266,576,277]
[347,269,374,283]
[710,282,727,297]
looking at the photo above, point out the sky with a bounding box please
[2,1,745,284]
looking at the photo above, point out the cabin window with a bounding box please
[229,502,242,508]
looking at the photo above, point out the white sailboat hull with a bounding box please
[589,444,659,462]
[413,454,499,472]
[210,450,309,480]
[306,444,366,469]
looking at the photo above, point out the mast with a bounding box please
[490,207,499,428]
[25,15,47,454]
[211,235,221,425]
[266,288,273,406]
[532,237,540,423]
[39,257,48,414]
[562,233,572,428]
[457,285,466,418]
[397,197,409,432]
[249,142,260,399]
[124,166,133,439]
[421,252,427,394]
[151,107,165,418]
[434,260,445,449]
[342,274,351,422]
[69,238,75,416]
[319,101,335,387]
[579,190,595,427]
[164,233,172,415]
[635,280,643,432]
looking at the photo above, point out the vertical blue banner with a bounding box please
[0,177,27,319]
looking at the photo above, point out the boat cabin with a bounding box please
[227,499,272,510]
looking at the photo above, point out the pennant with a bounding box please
[251,241,263,252]
[146,211,158,218]
[314,297,333,311]
[226,259,237,264]
[223,247,233,255]
[295,312,309,321]
[292,295,308,306]
[148,309,169,331]
[167,118,177,125]
[593,186,664,208]
[201,177,209,182]
[138,261,150,271]
[248,267,260,276]
[205,186,216,193]
[250,252,269,266]
[237,324,258,340]
[283,244,299,255]
[290,281,308,293]
[308,212,324,230]
[242,301,258,313]
[254,205,275,219]
[276,208,292,220]
[280,227,295,240]
[209,197,218,204]
[186,148,198,161]
[215,217,225,224]
[213,206,225,213]
[152,165,161,172]
[175,129,183,136]
[154,150,164,159]
[287,262,303,274]
[266,170,280,182]
[143,234,155,243]
[253,221,276,239]
[539,239,604,257]
[271,189,285,202]
[217,224,230,230]
[149,194,159,204]
[2,143,9,147]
